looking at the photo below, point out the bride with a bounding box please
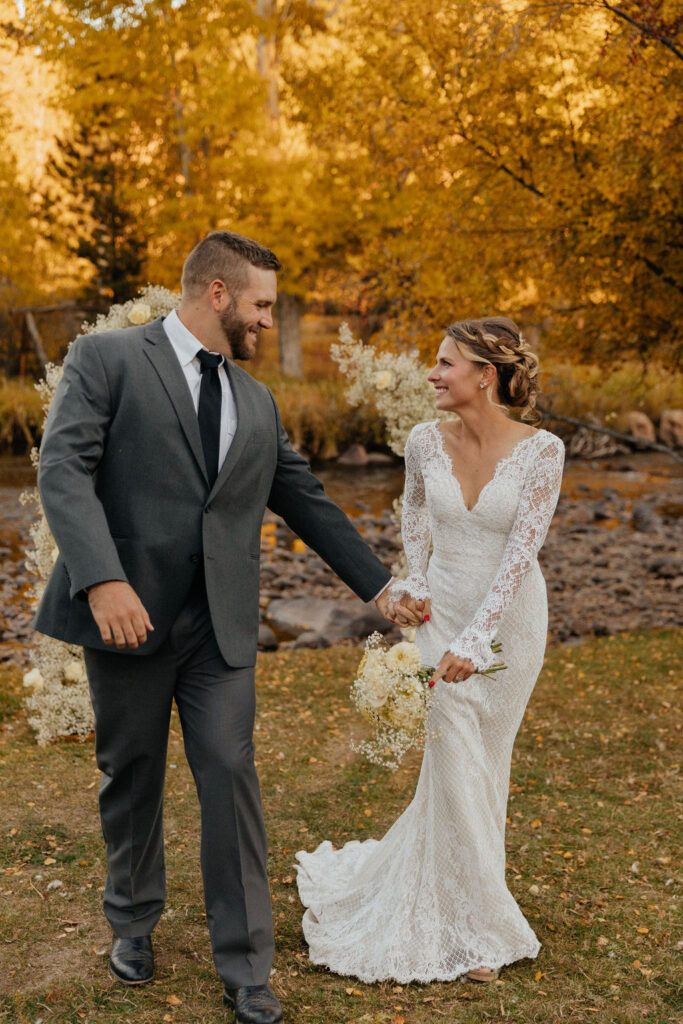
[295,316,565,984]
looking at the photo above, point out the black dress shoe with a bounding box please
[109,935,154,985]
[223,984,283,1024]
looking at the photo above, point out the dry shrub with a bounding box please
[256,373,385,458]
[0,377,44,451]
[541,358,682,429]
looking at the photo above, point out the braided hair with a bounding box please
[445,316,541,424]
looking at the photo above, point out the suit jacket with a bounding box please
[33,317,392,667]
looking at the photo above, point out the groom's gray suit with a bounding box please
[34,316,391,986]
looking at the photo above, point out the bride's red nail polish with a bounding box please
[429,680,435,688]
[424,615,430,621]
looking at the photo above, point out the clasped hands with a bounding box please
[374,588,475,687]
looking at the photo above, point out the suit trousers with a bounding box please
[83,575,274,987]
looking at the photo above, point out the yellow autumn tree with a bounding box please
[290,0,682,364]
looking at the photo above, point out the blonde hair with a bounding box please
[445,316,541,424]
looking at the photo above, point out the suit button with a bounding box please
[190,554,200,564]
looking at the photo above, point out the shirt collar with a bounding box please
[163,309,224,368]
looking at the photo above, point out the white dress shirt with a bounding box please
[163,309,237,471]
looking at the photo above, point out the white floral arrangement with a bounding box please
[351,632,435,771]
[21,285,180,744]
[330,322,450,457]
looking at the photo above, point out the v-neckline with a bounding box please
[431,422,540,513]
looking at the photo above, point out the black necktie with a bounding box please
[196,348,222,487]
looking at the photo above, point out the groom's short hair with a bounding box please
[181,231,282,298]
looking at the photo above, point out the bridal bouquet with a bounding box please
[351,633,508,770]
[350,633,435,771]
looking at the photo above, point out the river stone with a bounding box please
[337,444,369,466]
[631,499,660,533]
[265,596,391,642]
[365,452,395,465]
[627,412,656,443]
[659,410,683,448]
[257,624,278,651]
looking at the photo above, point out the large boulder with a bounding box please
[659,410,683,449]
[265,596,391,643]
[627,411,656,443]
[257,624,278,651]
[338,444,369,466]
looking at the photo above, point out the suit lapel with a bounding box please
[209,359,254,499]
[142,318,209,484]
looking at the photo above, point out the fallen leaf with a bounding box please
[637,927,649,934]
[345,987,363,996]
[43,857,57,865]
[534,970,544,981]
[165,994,182,1006]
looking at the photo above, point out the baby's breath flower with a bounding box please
[21,285,181,744]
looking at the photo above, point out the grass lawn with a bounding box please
[0,630,680,1024]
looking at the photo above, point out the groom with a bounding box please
[34,231,418,1024]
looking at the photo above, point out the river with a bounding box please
[1,450,681,663]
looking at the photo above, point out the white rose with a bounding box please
[127,302,152,325]
[386,642,422,673]
[63,659,86,684]
[374,370,395,391]
[361,661,393,708]
[23,668,45,690]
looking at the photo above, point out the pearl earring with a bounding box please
[480,381,487,389]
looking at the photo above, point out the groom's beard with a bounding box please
[219,302,260,361]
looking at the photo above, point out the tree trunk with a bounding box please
[25,312,48,371]
[257,0,280,121]
[277,291,303,378]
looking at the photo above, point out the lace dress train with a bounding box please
[296,422,565,983]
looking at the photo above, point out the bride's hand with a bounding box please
[429,652,475,688]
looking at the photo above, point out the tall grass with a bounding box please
[0,377,44,453]
[541,358,683,430]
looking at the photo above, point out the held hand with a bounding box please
[429,651,475,688]
[87,581,154,650]
[376,589,429,628]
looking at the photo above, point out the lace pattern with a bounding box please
[296,421,564,983]
[387,432,431,603]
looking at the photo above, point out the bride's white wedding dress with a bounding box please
[295,421,565,983]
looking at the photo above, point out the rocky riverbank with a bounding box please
[254,485,682,651]
[1,461,681,664]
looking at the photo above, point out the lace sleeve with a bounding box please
[449,433,565,670]
[389,426,432,602]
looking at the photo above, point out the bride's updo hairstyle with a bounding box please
[445,316,541,424]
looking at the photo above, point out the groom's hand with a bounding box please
[87,581,154,649]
